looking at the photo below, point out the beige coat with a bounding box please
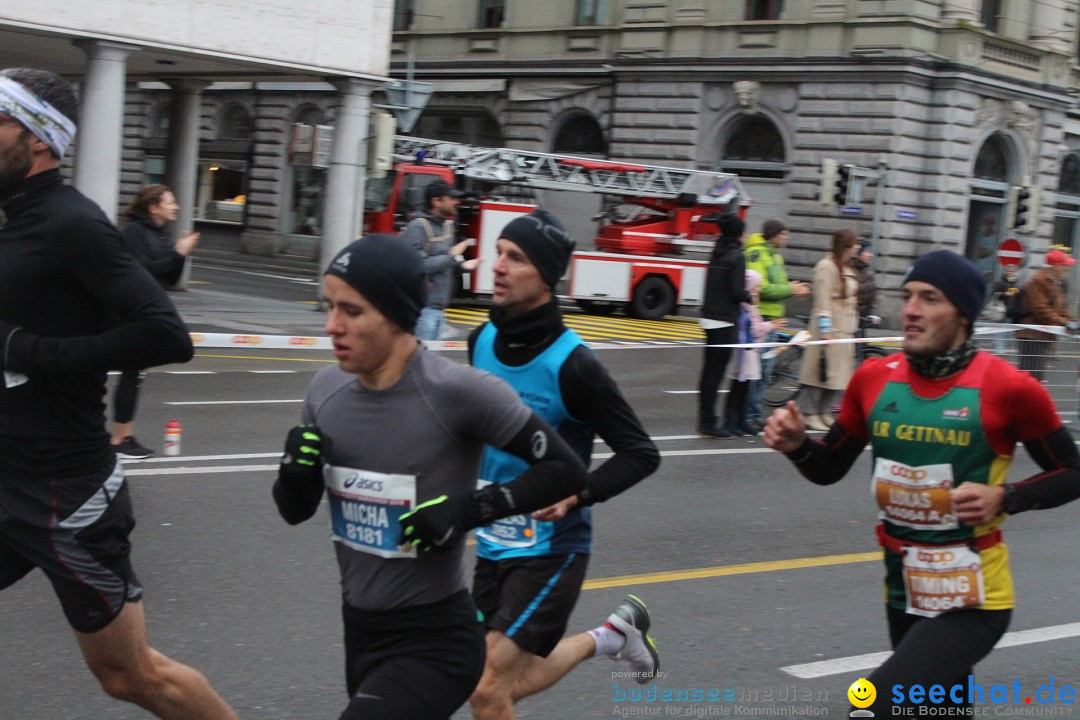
[799,256,859,390]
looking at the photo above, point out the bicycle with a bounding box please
[762,319,898,407]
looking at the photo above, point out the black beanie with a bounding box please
[702,212,745,241]
[499,209,575,288]
[903,250,986,324]
[324,234,427,333]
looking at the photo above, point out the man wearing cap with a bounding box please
[272,233,588,720]
[1015,248,1079,381]
[764,250,1080,715]
[743,218,811,426]
[0,68,239,718]
[401,178,478,340]
[465,209,661,720]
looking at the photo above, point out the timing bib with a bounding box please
[325,465,416,559]
[900,543,985,617]
[474,479,539,549]
[872,458,959,531]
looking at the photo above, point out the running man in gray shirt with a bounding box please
[272,233,587,720]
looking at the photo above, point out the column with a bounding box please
[941,0,978,24]
[1029,0,1070,53]
[165,79,210,288]
[72,40,138,222]
[319,78,374,276]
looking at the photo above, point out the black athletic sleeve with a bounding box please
[273,464,324,525]
[1008,427,1080,514]
[783,420,868,486]
[2,213,193,372]
[560,346,659,505]
[471,412,588,526]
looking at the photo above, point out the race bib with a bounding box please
[872,458,959,531]
[474,479,538,549]
[901,543,985,617]
[325,465,416,559]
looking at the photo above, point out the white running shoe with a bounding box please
[606,594,660,684]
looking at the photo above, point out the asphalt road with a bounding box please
[3,268,1079,720]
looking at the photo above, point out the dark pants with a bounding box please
[112,368,147,424]
[697,325,737,426]
[726,379,750,429]
[340,590,486,720]
[863,606,1010,714]
[1017,338,1053,382]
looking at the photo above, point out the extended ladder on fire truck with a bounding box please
[389,135,751,320]
[393,135,745,208]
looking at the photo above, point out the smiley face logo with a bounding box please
[848,678,876,709]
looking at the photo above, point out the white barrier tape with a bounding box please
[188,323,1075,354]
[189,332,469,351]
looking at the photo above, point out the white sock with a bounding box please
[588,623,626,657]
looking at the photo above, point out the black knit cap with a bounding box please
[702,212,745,241]
[903,250,986,324]
[499,209,575,288]
[324,234,427,333]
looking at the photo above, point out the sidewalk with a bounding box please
[170,286,326,337]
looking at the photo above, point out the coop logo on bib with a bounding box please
[872,458,958,531]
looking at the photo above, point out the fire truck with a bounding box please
[362,136,750,320]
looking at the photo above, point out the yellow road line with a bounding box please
[194,353,335,363]
[582,551,881,590]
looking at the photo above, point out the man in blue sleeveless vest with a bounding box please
[467,209,662,720]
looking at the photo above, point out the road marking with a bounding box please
[194,353,335,363]
[780,623,1080,678]
[164,399,303,405]
[123,453,279,463]
[166,371,217,375]
[248,370,298,374]
[583,552,880,590]
[125,464,278,476]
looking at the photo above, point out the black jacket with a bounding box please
[702,236,751,323]
[0,169,194,474]
[121,217,186,287]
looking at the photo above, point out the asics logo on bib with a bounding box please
[531,430,548,459]
[891,465,928,480]
[916,550,957,563]
[343,473,384,492]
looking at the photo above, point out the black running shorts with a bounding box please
[339,589,486,720]
[0,459,143,633]
[472,552,589,657]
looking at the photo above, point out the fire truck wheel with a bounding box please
[575,299,619,316]
[629,276,676,320]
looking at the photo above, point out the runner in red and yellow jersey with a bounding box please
[765,250,1080,715]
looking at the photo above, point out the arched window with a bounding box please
[720,116,784,177]
[973,136,1009,182]
[965,134,1014,280]
[552,114,607,155]
[219,104,253,140]
[718,115,787,233]
[295,106,327,126]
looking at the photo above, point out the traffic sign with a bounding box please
[997,238,1025,267]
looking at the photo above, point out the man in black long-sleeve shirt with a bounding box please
[466,209,662,720]
[0,68,237,719]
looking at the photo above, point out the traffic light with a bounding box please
[1012,186,1031,230]
[835,163,854,206]
[819,159,838,208]
[1018,186,1040,233]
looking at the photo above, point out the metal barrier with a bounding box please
[976,324,1080,431]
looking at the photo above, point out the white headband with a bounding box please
[0,76,77,160]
